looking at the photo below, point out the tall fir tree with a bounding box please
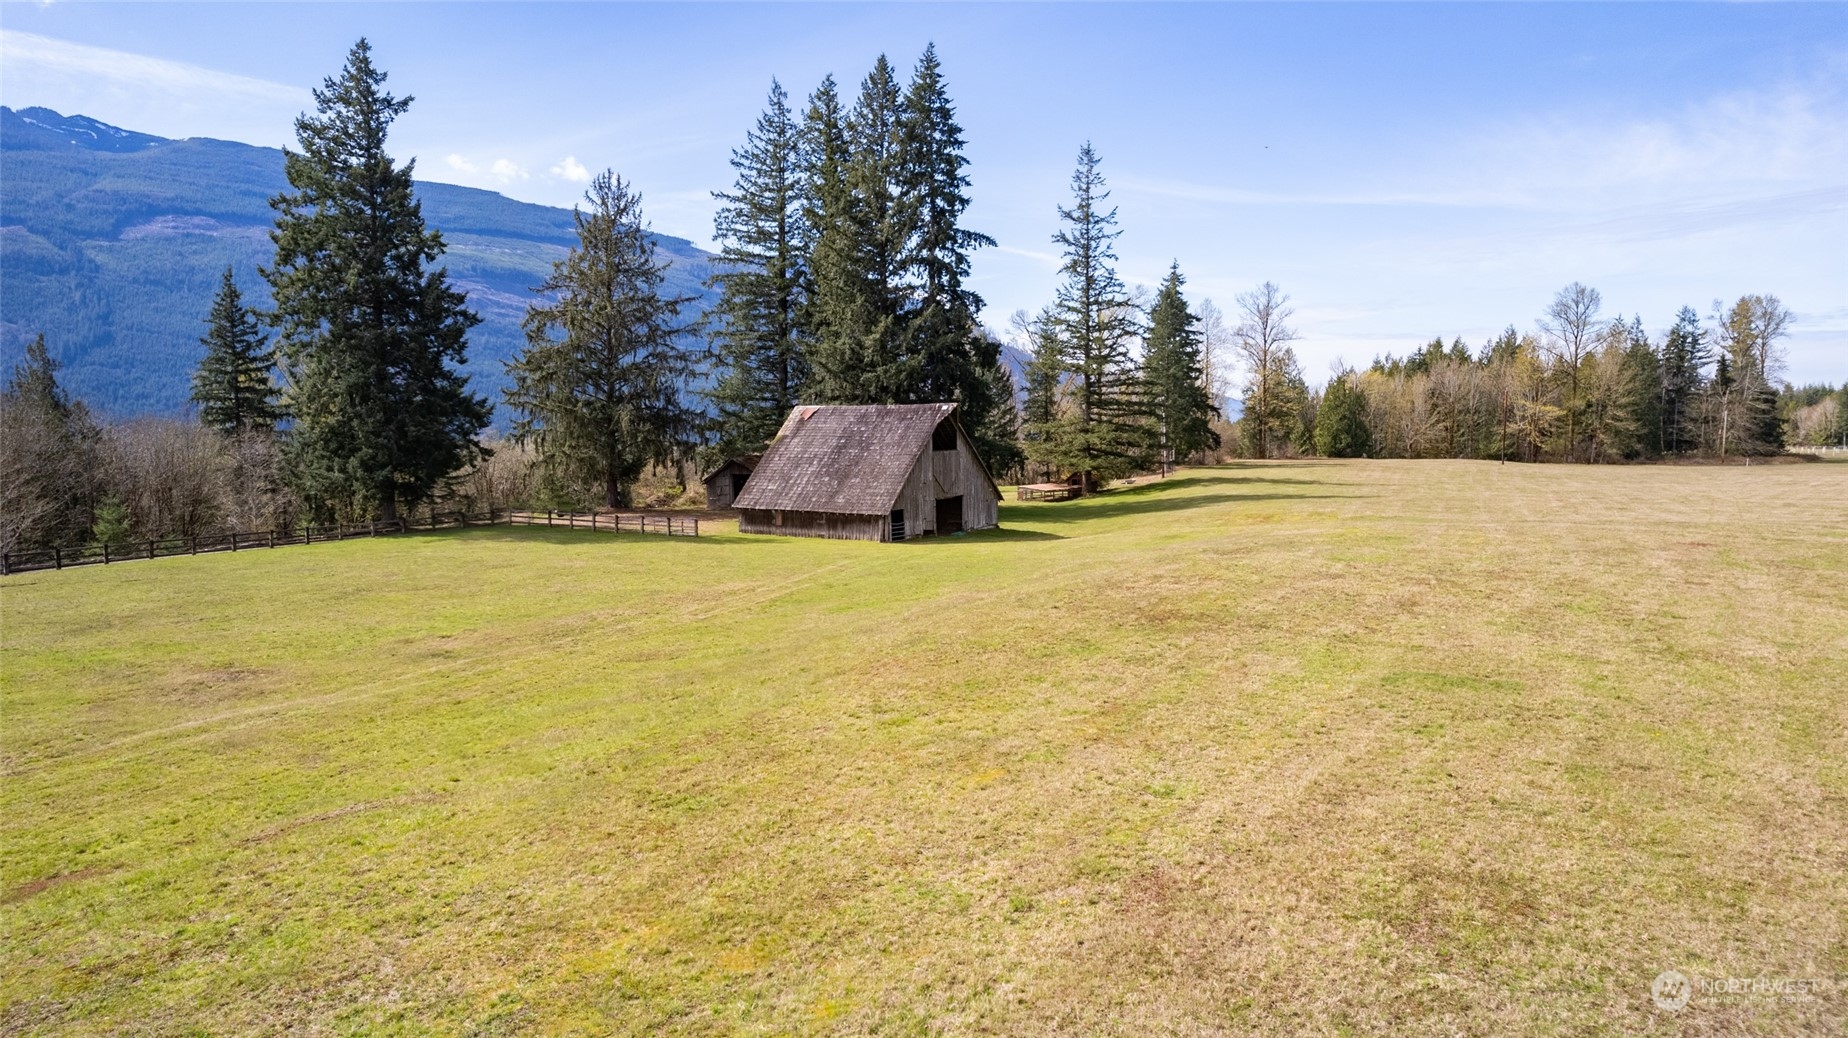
[0,335,103,551]
[797,75,850,345]
[969,341,1025,479]
[899,46,996,401]
[897,45,1011,471]
[265,39,488,522]
[708,80,810,456]
[192,267,281,436]
[1614,315,1662,459]
[1141,262,1220,465]
[505,172,701,509]
[805,58,915,404]
[1658,305,1708,455]
[1037,143,1149,488]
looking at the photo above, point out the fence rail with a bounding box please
[2,506,698,576]
[507,510,699,537]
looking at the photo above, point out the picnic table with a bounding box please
[1016,482,1080,501]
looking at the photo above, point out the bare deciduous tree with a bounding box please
[1232,282,1302,459]
[1536,282,1602,460]
[1195,298,1234,414]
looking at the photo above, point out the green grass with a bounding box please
[4,460,1845,1035]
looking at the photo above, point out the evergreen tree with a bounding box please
[797,75,849,344]
[1659,306,1708,454]
[505,172,701,509]
[191,267,281,436]
[968,345,1025,480]
[1040,143,1149,488]
[1313,372,1372,458]
[91,496,133,549]
[1141,262,1220,465]
[1018,308,1064,478]
[1614,316,1662,459]
[265,40,488,522]
[708,80,810,455]
[0,335,103,550]
[805,58,915,404]
[899,45,997,407]
[1241,347,1308,458]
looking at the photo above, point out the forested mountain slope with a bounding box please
[0,106,716,417]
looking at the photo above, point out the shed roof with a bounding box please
[732,403,961,515]
[700,454,761,484]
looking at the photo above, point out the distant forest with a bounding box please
[3,41,1843,556]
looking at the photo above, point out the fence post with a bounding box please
[190,535,198,555]
[102,542,110,564]
[148,540,155,560]
[54,547,61,571]
[1,553,8,576]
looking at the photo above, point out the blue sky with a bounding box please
[3,2,1844,384]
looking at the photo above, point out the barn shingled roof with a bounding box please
[731,403,962,516]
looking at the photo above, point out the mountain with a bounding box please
[0,107,717,418]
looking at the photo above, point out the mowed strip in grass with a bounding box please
[3,460,1845,1036]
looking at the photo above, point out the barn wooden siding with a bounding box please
[890,428,999,538]
[736,508,886,541]
[702,458,757,510]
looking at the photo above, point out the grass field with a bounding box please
[4,459,1845,1036]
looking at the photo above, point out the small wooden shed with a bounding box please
[701,455,760,510]
[733,403,1000,541]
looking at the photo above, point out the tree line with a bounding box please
[1291,286,1844,463]
[3,39,1837,556]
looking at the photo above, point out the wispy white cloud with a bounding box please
[445,154,477,174]
[490,158,529,183]
[549,156,591,183]
[993,244,1062,269]
[1121,83,1848,221]
[0,30,309,145]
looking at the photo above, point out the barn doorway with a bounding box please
[935,495,964,534]
[890,509,906,541]
[731,472,749,498]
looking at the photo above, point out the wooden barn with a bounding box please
[701,455,759,510]
[733,403,1000,541]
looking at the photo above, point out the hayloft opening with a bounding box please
[931,419,957,452]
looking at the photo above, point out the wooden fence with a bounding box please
[1,507,698,576]
[508,511,700,537]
